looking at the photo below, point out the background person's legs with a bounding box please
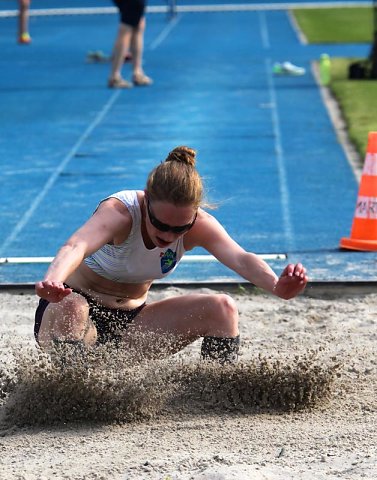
[108,18,152,88]
[108,23,133,88]
[18,0,31,44]
[109,0,152,88]
[131,17,153,85]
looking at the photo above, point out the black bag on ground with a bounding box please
[348,61,368,79]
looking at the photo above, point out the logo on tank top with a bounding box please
[160,249,177,274]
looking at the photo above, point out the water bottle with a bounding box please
[319,54,331,86]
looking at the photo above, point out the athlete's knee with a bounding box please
[119,22,132,38]
[206,294,239,336]
[135,17,145,33]
[49,293,89,337]
[61,293,88,320]
[214,294,238,321]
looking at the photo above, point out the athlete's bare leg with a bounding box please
[18,0,31,43]
[123,293,239,357]
[108,23,133,87]
[37,293,97,349]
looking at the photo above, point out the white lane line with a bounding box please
[258,10,270,50]
[149,14,182,50]
[287,9,308,45]
[0,253,287,264]
[265,57,296,252]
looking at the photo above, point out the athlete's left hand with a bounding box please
[273,263,308,299]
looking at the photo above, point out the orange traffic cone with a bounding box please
[340,131,377,251]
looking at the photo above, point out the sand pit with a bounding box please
[0,285,376,479]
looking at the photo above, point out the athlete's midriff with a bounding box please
[66,262,151,309]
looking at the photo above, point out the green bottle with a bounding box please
[319,54,331,86]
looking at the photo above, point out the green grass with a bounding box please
[293,7,373,43]
[292,7,377,157]
[330,58,377,156]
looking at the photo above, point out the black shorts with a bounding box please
[112,0,146,27]
[34,287,146,346]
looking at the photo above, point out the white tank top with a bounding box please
[84,190,186,283]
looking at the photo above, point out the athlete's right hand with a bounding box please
[35,280,72,303]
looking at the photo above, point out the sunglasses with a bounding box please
[147,200,197,234]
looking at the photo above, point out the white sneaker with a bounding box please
[273,61,306,76]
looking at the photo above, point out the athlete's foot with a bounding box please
[18,32,31,44]
[132,72,153,86]
[108,77,133,89]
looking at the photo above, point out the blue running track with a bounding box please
[0,1,375,283]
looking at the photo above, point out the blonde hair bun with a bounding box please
[146,145,203,208]
[166,146,196,167]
